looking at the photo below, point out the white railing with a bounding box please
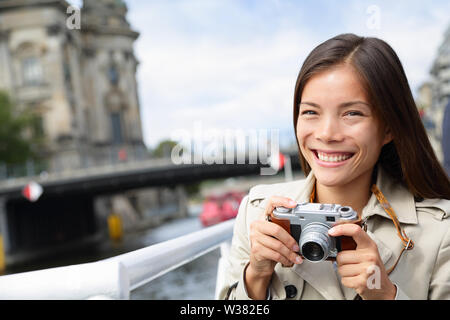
[0,219,235,300]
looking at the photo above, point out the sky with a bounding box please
[71,0,450,149]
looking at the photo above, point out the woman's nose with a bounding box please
[316,117,344,142]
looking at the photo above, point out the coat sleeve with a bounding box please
[428,226,450,299]
[217,194,286,300]
[216,195,253,299]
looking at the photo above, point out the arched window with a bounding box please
[22,56,44,86]
[108,64,119,86]
[15,42,45,87]
[110,112,123,144]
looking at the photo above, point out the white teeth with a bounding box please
[317,151,352,162]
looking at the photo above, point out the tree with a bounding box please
[152,139,179,158]
[0,91,40,165]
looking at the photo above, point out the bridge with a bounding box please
[0,151,301,198]
[0,150,302,269]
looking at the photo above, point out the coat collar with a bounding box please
[293,164,418,225]
[361,166,418,224]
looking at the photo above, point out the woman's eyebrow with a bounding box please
[339,100,371,108]
[299,101,320,108]
[300,101,370,108]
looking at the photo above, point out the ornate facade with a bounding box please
[0,0,145,171]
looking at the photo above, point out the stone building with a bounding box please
[429,24,450,142]
[432,25,450,173]
[0,0,146,171]
[415,24,450,163]
[0,0,188,237]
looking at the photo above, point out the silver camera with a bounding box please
[269,202,359,263]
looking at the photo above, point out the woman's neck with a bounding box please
[315,170,374,216]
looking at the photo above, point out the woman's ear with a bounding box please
[382,126,393,146]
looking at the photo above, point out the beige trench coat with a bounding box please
[217,165,450,300]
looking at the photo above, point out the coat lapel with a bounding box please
[292,260,345,300]
[360,166,418,225]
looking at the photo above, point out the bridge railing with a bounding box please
[0,156,176,191]
[0,219,235,299]
[0,145,151,181]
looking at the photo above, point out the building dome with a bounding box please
[82,0,138,38]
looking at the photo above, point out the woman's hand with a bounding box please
[329,224,397,300]
[245,196,303,299]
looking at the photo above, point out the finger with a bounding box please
[264,196,297,218]
[328,223,374,249]
[257,220,299,252]
[257,232,303,265]
[337,263,361,278]
[336,250,361,265]
[252,238,295,267]
[340,275,360,290]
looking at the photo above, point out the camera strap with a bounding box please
[309,182,414,275]
[370,184,414,274]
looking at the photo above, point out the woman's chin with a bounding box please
[312,171,348,188]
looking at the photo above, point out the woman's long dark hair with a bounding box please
[293,33,450,200]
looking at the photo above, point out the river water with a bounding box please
[4,214,223,300]
[128,215,222,300]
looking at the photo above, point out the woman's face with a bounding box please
[296,63,392,188]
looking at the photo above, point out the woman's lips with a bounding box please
[310,149,355,167]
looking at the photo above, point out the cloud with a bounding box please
[129,1,320,147]
[125,0,449,148]
[138,29,315,148]
[338,1,450,93]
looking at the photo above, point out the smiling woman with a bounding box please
[218,33,450,301]
[293,34,450,201]
[296,63,393,214]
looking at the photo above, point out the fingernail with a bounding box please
[293,244,299,252]
[289,200,297,206]
[328,227,337,235]
[296,256,303,264]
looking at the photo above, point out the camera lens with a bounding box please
[299,223,334,263]
[302,242,324,261]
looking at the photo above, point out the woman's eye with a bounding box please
[301,110,317,115]
[344,111,363,117]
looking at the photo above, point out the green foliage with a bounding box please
[0,91,41,165]
[184,182,201,196]
[152,139,179,158]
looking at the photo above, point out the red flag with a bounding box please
[22,181,43,202]
[269,153,285,172]
[278,153,285,170]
